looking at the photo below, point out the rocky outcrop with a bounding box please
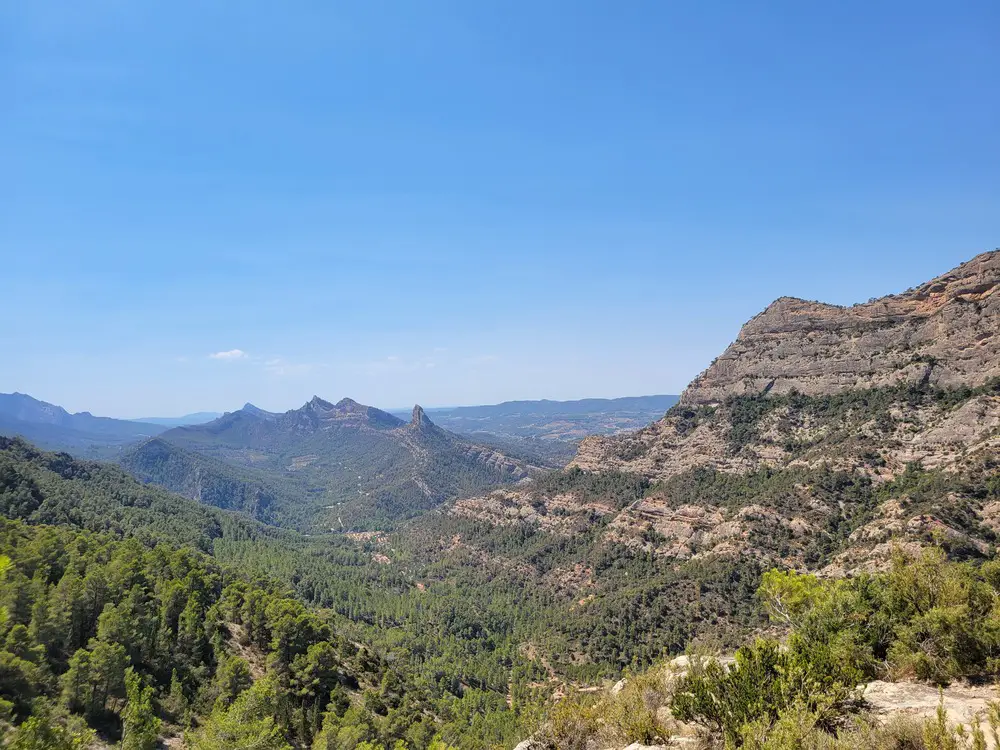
[518,672,1000,750]
[446,251,1000,577]
[571,252,1000,484]
[862,681,1000,747]
[683,250,1000,405]
[572,390,1000,482]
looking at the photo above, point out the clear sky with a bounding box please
[2,1,998,417]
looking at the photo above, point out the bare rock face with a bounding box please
[862,680,999,744]
[683,250,1000,405]
[452,252,1000,583]
[572,252,1000,482]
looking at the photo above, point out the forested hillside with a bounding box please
[0,438,553,748]
[136,398,546,530]
[120,437,315,527]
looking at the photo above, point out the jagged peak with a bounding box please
[308,395,335,409]
[289,396,405,428]
[411,404,430,426]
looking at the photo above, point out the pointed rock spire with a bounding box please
[411,404,432,429]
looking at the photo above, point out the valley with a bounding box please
[394,395,679,442]
[1,250,999,749]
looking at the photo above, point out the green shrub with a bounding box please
[670,640,794,745]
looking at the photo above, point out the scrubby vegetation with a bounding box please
[537,547,1000,749]
[2,373,999,749]
[673,549,1000,745]
[666,378,1000,454]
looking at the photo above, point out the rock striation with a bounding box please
[450,250,1000,578]
[683,250,1000,405]
[572,251,1000,481]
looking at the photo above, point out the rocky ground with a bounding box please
[515,656,1000,750]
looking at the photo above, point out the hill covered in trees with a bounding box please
[0,437,549,748]
[132,398,548,530]
[3,252,1000,750]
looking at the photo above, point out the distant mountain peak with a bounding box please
[241,403,276,420]
[333,397,363,411]
[282,397,405,429]
[411,404,429,426]
[0,392,168,452]
[409,405,448,438]
[1,392,75,425]
[309,396,335,410]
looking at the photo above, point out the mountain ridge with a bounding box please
[396,394,680,442]
[681,249,1000,405]
[573,251,1000,481]
[129,396,545,529]
[0,392,167,456]
[445,250,1000,583]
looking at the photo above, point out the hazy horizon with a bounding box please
[4,389,681,422]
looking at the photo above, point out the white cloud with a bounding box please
[209,349,248,360]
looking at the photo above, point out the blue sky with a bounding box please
[2,1,998,417]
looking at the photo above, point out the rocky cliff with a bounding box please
[446,251,1000,578]
[685,250,1000,405]
[573,251,1000,482]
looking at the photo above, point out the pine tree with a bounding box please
[186,676,291,750]
[163,668,189,722]
[60,648,93,714]
[213,655,253,709]
[121,667,160,750]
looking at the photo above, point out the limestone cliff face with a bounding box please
[444,251,1000,587]
[572,251,1000,481]
[683,250,1000,405]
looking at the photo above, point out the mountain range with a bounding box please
[1,250,999,748]
[390,394,679,441]
[121,396,549,529]
[0,392,167,457]
[0,391,677,529]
